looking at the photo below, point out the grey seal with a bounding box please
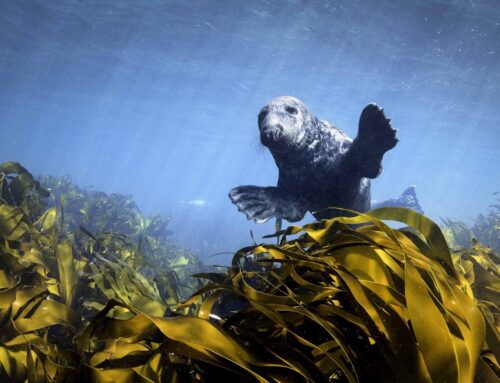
[229,96,422,223]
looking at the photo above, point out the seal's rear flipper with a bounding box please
[372,185,424,213]
[345,103,398,178]
[229,185,306,223]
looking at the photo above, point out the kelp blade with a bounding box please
[0,162,498,382]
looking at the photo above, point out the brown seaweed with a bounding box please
[0,162,498,382]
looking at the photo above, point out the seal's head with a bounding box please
[258,96,315,154]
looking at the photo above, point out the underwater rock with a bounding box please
[372,185,423,213]
[229,96,421,222]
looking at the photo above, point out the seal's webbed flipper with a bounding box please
[372,185,424,213]
[345,103,398,178]
[229,185,306,223]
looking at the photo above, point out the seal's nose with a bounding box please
[260,128,281,147]
[272,123,284,132]
[261,123,283,133]
[261,130,273,142]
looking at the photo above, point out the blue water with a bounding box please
[1,0,499,263]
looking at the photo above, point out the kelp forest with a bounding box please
[0,161,498,383]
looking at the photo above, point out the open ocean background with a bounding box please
[1,0,498,264]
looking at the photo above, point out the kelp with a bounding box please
[39,174,205,288]
[442,218,475,249]
[473,199,500,252]
[442,196,500,252]
[0,162,498,382]
[0,162,49,219]
[0,162,206,381]
[40,172,207,304]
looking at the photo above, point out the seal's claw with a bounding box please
[229,186,275,223]
[229,185,307,223]
[345,103,399,179]
[357,103,398,152]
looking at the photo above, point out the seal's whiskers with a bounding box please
[251,135,267,157]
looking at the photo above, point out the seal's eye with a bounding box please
[285,106,298,115]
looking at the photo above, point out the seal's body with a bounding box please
[229,96,421,223]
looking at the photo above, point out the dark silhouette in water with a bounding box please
[229,96,422,222]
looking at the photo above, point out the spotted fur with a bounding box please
[229,96,408,223]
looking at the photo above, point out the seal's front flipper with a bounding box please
[346,103,398,178]
[229,185,306,223]
[372,185,424,213]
